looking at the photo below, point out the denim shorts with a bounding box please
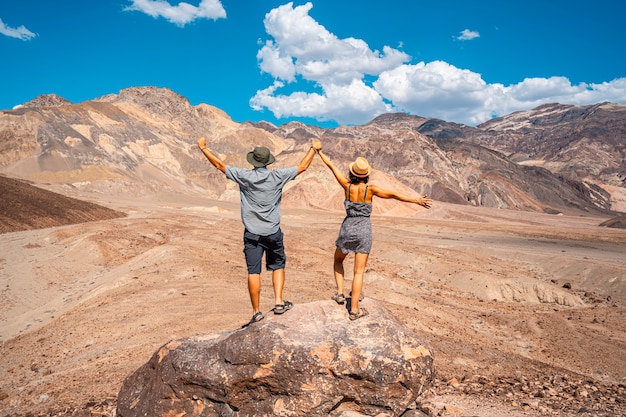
[243,228,286,274]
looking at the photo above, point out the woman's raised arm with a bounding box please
[316,148,349,189]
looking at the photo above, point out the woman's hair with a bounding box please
[349,172,369,184]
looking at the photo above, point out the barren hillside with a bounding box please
[0,175,124,233]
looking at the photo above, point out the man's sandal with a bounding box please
[349,307,369,321]
[242,311,264,328]
[273,300,293,315]
[331,293,346,304]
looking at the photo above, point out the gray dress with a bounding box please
[335,185,373,254]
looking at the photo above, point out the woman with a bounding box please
[315,145,432,320]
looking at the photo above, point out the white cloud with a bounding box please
[376,63,626,125]
[374,61,503,124]
[457,29,479,41]
[260,3,408,84]
[251,79,391,125]
[506,76,584,101]
[124,0,226,26]
[252,3,626,126]
[0,18,36,41]
[256,41,297,82]
[252,2,407,125]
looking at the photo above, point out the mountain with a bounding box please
[413,103,626,212]
[1,87,287,200]
[1,87,624,218]
[477,102,626,186]
[257,113,617,214]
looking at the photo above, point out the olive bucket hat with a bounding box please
[246,146,276,167]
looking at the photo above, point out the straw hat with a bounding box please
[349,157,371,177]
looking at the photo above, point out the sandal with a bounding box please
[349,307,369,321]
[273,300,293,315]
[331,293,346,305]
[242,311,264,328]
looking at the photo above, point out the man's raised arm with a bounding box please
[197,137,226,174]
[296,141,319,174]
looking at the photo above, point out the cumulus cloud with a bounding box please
[376,64,626,125]
[251,2,626,126]
[0,18,36,41]
[252,2,406,125]
[124,0,226,26]
[251,79,392,124]
[374,61,503,124]
[457,29,480,41]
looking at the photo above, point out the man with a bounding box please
[197,137,318,326]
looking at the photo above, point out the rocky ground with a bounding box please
[1,187,625,417]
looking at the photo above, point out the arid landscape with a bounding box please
[1,180,625,416]
[0,88,625,416]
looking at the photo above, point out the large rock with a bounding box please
[116,300,435,417]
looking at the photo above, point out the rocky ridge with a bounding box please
[20,94,72,108]
[260,115,614,214]
[477,102,626,185]
[0,87,286,201]
[413,103,626,212]
[1,87,624,217]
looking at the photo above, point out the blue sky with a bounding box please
[1,0,625,127]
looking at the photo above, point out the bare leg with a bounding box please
[333,248,347,295]
[350,252,369,313]
[248,273,261,313]
[272,268,285,305]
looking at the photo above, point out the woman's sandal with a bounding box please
[273,300,293,315]
[331,293,346,304]
[349,307,369,321]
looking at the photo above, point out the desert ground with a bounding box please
[1,188,625,416]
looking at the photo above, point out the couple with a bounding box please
[197,138,432,326]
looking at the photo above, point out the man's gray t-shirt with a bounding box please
[225,166,298,236]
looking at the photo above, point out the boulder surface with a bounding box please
[116,299,435,417]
